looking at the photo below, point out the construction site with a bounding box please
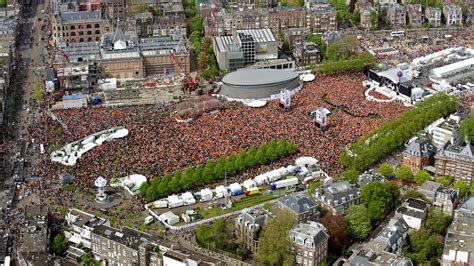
[44,0,224,109]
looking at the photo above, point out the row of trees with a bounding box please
[315,52,376,75]
[140,138,297,201]
[340,93,458,177]
[346,181,400,239]
[380,163,474,195]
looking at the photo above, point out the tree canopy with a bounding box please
[256,211,295,265]
[414,170,431,185]
[405,228,442,265]
[340,93,458,173]
[378,163,393,178]
[346,205,372,240]
[361,181,399,221]
[459,114,474,143]
[436,176,454,187]
[51,233,68,255]
[142,138,297,201]
[454,180,468,196]
[396,166,414,182]
[321,212,348,255]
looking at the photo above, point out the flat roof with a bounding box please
[222,69,298,86]
[432,57,474,78]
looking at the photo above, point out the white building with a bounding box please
[395,198,429,230]
[64,208,107,249]
[432,114,464,149]
[443,5,462,26]
[431,58,474,79]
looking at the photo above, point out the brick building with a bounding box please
[435,144,474,183]
[387,4,406,28]
[293,41,320,66]
[402,138,435,173]
[289,221,329,266]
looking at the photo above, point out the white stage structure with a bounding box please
[95,176,108,202]
[50,126,129,166]
[279,89,291,110]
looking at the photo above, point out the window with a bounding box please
[70,25,75,30]
[87,24,92,29]
[95,23,100,28]
[95,30,100,34]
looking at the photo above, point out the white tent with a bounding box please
[295,157,318,167]
[242,179,257,190]
[159,211,179,225]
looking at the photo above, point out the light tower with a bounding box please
[315,107,328,131]
[279,89,291,111]
[95,176,108,202]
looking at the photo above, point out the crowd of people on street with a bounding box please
[27,73,407,191]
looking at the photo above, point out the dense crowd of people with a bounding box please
[28,73,408,189]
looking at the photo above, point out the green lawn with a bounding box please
[0,0,6,7]
[197,193,279,219]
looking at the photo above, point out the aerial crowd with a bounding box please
[29,73,408,188]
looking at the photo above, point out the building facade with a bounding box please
[234,208,269,254]
[432,114,463,149]
[286,27,310,50]
[407,4,423,27]
[402,138,435,173]
[91,225,163,265]
[387,4,406,28]
[289,221,329,266]
[313,180,361,215]
[64,208,107,249]
[395,198,429,230]
[360,8,375,29]
[443,5,462,26]
[293,41,320,66]
[306,6,337,32]
[435,144,474,183]
[425,7,441,27]
[52,11,112,43]
[130,13,187,38]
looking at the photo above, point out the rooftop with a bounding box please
[405,198,428,211]
[92,225,162,251]
[67,208,106,229]
[60,11,102,22]
[277,194,318,215]
[222,69,298,87]
[290,221,328,249]
[443,214,474,265]
[404,138,434,158]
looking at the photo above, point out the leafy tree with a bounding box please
[414,170,432,185]
[426,209,453,236]
[454,180,468,196]
[378,163,393,178]
[321,212,348,254]
[306,34,327,58]
[307,181,321,196]
[351,10,360,26]
[396,166,414,182]
[341,169,359,184]
[402,189,426,201]
[459,115,474,143]
[370,11,378,30]
[286,142,297,155]
[361,181,398,221]
[436,176,453,187]
[405,229,441,264]
[140,182,150,195]
[471,182,474,195]
[60,207,69,217]
[282,40,290,53]
[33,83,43,101]
[256,211,295,265]
[346,205,372,240]
[51,233,68,254]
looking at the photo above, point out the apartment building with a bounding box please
[130,12,186,38]
[277,194,319,223]
[442,197,474,266]
[103,0,126,21]
[289,221,329,266]
[395,198,429,229]
[432,114,464,149]
[286,27,311,50]
[402,138,435,173]
[64,208,107,249]
[407,4,423,27]
[435,144,474,183]
[387,4,406,28]
[306,6,337,32]
[443,5,462,26]
[360,7,376,30]
[313,180,361,215]
[425,7,441,27]
[234,207,270,254]
[293,41,320,66]
[52,11,112,43]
